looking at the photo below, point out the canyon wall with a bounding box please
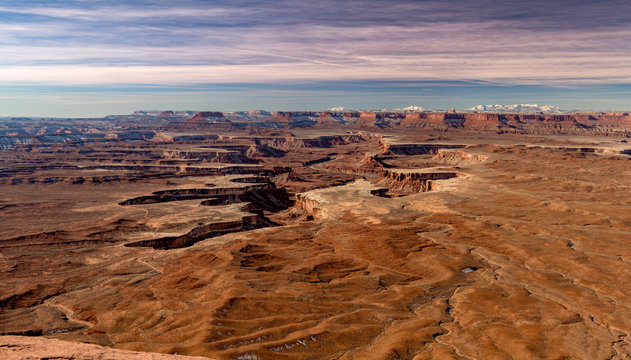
[235,111,631,135]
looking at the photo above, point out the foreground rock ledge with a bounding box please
[0,335,213,360]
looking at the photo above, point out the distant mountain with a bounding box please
[328,107,345,112]
[132,110,163,116]
[466,104,561,114]
[392,105,426,113]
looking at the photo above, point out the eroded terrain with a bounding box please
[2,111,631,359]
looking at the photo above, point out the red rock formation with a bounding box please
[0,335,211,360]
[150,132,174,143]
[125,214,265,249]
[342,111,361,118]
[314,112,345,127]
[354,112,383,128]
[381,141,464,155]
[376,169,458,193]
[444,113,466,128]
[164,112,233,131]
[246,143,285,158]
[399,113,446,129]
[357,154,390,171]
[463,113,508,131]
[595,114,631,126]
[260,134,375,149]
[270,112,318,127]
[294,193,327,219]
[271,112,293,123]
[393,112,631,133]
[157,111,174,119]
[188,111,227,124]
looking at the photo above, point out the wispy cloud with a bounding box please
[0,22,629,85]
[0,0,629,114]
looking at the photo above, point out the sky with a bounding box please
[0,0,630,117]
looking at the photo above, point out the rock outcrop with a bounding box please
[356,153,390,171]
[0,335,211,360]
[380,141,464,155]
[294,193,326,219]
[122,180,292,249]
[247,143,285,158]
[125,213,267,249]
[260,134,378,150]
[376,169,459,193]
[164,112,233,131]
[434,149,488,165]
[189,111,227,124]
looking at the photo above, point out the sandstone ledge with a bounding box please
[0,335,213,360]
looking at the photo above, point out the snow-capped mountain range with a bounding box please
[328,106,426,113]
[391,105,426,113]
[466,104,562,114]
[327,107,345,112]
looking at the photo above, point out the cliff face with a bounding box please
[314,112,346,127]
[354,112,383,128]
[4,110,630,143]
[259,134,378,149]
[247,143,285,158]
[358,112,631,134]
[376,169,458,193]
[380,141,464,155]
[189,111,226,123]
[594,114,631,126]
[399,113,448,129]
[462,113,508,131]
[434,149,488,165]
[294,193,327,220]
[397,113,583,132]
[0,335,211,360]
[150,132,174,142]
[271,112,318,127]
[265,111,404,129]
[125,214,264,249]
[165,111,232,131]
[157,110,175,119]
[357,154,389,171]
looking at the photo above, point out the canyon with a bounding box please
[1,111,631,359]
